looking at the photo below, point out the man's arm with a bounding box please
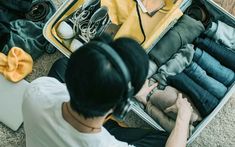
[165,93,193,147]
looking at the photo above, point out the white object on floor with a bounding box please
[0,75,29,131]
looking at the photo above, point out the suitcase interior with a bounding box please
[44,0,184,56]
[43,0,235,144]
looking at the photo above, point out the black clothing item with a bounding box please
[0,0,32,21]
[104,120,168,147]
[25,1,50,22]
[0,11,10,51]
[0,0,32,13]
[0,0,56,59]
[48,57,68,83]
[185,2,211,27]
[167,72,219,117]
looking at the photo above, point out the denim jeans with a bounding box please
[167,72,219,117]
[195,38,235,72]
[149,15,205,66]
[193,47,235,86]
[184,62,227,99]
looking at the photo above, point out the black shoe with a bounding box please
[70,6,110,51]
[56,0,100,39]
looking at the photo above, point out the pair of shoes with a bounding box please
[57,0,110,51]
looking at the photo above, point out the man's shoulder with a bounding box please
[23,77,69,109]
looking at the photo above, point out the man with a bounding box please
[22,36,193,147]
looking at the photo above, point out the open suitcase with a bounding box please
[43,0,235,144]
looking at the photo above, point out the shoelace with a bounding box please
[69,5,110,42]
[87,16,110,41]
[70,10,90,33]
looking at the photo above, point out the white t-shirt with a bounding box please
[22,77,134,147]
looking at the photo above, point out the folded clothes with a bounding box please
[149,85,202,124]
[167,72,219,117]
[193,48,235,86]
[0,47,33,82]
[195,38,235,72]
[147,59,158,78]
[205,21,235,50]
[152,44,194,87]
[146,102,195,133]
[0,13,10,51]
[146,102,177,132]
[149,15,205,66]
[184,62,227,99]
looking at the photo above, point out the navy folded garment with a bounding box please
[184,62,227,99]
[167,72,219,117]
[193,48,235,86]
[195,38,235,72]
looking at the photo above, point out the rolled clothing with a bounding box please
[185,3,211,27]
[152,44,195,87]
[193,48,235,86]
[148,85,202,123]
[167,72,219,117]
[147,59,158,78]
[184,62,227,99]
[146,102,175,132]
[205,21,235,50]
[146,101,195,134]
[149,15,205,66]
[195,38,235,71]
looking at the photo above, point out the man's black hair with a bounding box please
[65,35,149,118]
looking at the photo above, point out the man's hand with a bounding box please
[165,93,193,123]
[134,79,157,105]
[165,93,193,147]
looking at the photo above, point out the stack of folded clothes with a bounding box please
[145,14,235,133]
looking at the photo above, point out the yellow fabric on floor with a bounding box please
[0,47,33,82]
[114,0,183,51]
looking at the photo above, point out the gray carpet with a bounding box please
[0,0,235,146]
